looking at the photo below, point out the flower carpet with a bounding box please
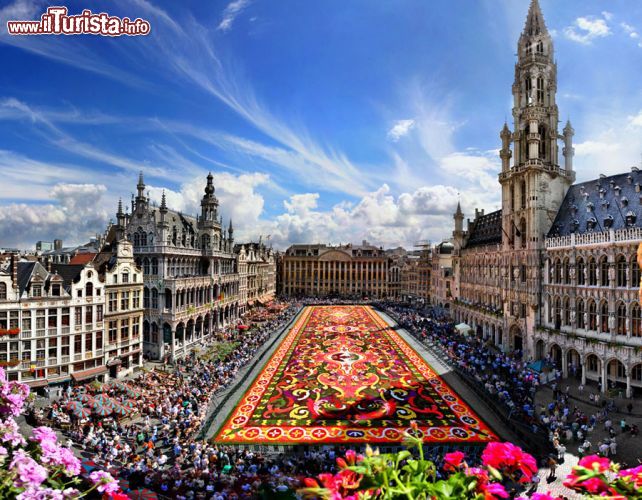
[214,305,498,445]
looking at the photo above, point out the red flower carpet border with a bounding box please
[214,305,498,445]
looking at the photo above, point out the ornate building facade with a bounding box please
[431,240,454,309]
[235,242,276,313]
[115,173,242,361]
[451,0,642,396]
[281,242,388,298]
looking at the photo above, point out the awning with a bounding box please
[455,323,472,334]
[71,366,108,382]
[107,358,122,367]
[25,379,48,388]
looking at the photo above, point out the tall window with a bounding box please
[521,180,527,209]
[151,258,158,275]
[536,41,544,53]
[600,257,609,287]
[577,299,585,329]
[617,255,627,287]
[577,258,585,285]
[617,302,627,335]
[151,289,159,309]
[85,282,93,297]
[588,300,597,331]
[600,302,609,333]
[563,297,570,326]
[632,303,641,337]
[538,124,546,158]
[631,255,641,288]
[520,218,527,248]
[143,258,150,275]
[0,283,6,300]
[588,258,597,286]
[536,77,544,103]
[143,288,150,309]
[121,291,130,311]
[554,259,561,284]
[108,292,117,313]
[563,259,570,284]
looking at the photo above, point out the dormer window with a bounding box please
[614,186,621,195]
[586,202,594,213]
[626,211,637,226]
[601,200,610,209]
[621,197,629,207]
[636,183,641,193]
[604,215,614,229]
[599,188,606,199]
[32,285,42,297]
[627,175,633,184]
[571,219,580,233]
[570,204,578,215]
[586,217,597,231]
[51,284,61,297]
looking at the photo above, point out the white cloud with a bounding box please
[629,110,642,127]
[575,140,619,156]
[387,119,415,141]
[0,183,110,249]
[621,22,639,39]
[564,16,611,45]
[218,0,251,32]
[601,11,613,22]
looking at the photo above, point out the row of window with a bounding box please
[107,291,141,313]
[0,306,104,331]
[548,297,642,336]
[548,255,640,287]
[0,332,103,362]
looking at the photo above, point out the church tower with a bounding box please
[498,0,575,356]
[500,0,574,252]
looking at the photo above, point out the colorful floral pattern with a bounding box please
[215,306,497,444]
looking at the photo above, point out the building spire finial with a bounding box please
[523,0,548,37]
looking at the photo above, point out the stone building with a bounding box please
[281,242,388,298]
[431,240,454,309]
[93,240,144,379]
[0,255,108,388]
[451,0,642,395]
[115,173,242,361]
[235,242,276,312]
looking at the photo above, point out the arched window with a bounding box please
[538,124,546,158]
[577,258,585,285]
[521,180,527,209]
[554,258,561,284]
[151,288,159,309]
[599,256,609,287]
[617,255,627,287]
[536,40,544,53]
[563,259,570,284]
[520,218,527,248]
[588,300,597,331]
[600,301,609,333]
[536,77,544,104]
[617,302,627,335]
[0,282,6,300]
[133,232,140,246]
[85,282,93,297]
[525,76,532,103]
[563,297,571,326]
[139,231,147,246]
[510,185,515,211]
[554,297,561,329]
[633,364,642,382]
[632,303,641,338]
[587,354,599,373]
[143,258,150,276]
[631,255,641,289]
[143,288,150,309]
[588,257,597,286]
[577,299,585,329]
[151,258,158,275]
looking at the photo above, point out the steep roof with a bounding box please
[50,264,86,288]
[548,170,642,237]
[69,253,97,265]
[464,210,503,248]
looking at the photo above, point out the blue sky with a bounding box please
[0,0,641,250]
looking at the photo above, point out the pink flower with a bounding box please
[336,449,364,469]
[578,454,611,473]
[89,470,120,494]
[481,442,537,482]
[481,482,508,499]
[0,381,30,416]
[443,451,465,470]
[618,464,642,488]
[0,417,27,446]
[31,427,58,446]
[563,469,612,495]
[518,494,561,500]
[10,449,48,488]
[17,486,65,499]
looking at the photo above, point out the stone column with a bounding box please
[601,360,607,394]
[626,372,632,399]
[581,362,586,386]
[562,349,568,379]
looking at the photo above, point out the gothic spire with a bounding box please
[523,0,548,37]
[454,201,463,218]
[117,198,123,216]
[160,190,167,211]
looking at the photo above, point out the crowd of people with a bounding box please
[379,303,542,430]
[28,302,315,498]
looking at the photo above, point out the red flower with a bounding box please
[337,449,364,469]
[563,470,612,495]
[336,469,361,490]
[106,494,130,500]
[303,477,320,488]
[443,451,465,471]
[578,455,611,473]
[481,482,508,499]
